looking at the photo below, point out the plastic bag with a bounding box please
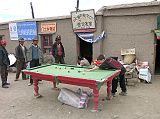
[58,88,89,109]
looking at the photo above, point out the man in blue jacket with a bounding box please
[0,40,10,88]
[27,37,44,86]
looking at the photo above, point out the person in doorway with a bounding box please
[15,37,28,81]
[27,37,44,86]
[86,54,127,96]
[52,35,65,64]
[77,56,90,67]
[0,39,10,88]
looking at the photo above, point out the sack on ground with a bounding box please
[139,68,151,82]
[58,88,88,109]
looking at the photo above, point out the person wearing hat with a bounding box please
[27,37,44,86]
[52,35,65,64]
[0,39,10,88]
[15,37,28,81]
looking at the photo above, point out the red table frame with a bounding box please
[24,70,120,111]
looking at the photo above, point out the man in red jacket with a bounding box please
[52,35,65,64]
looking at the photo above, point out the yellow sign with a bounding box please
[41,22,56,33]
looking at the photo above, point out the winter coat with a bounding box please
[15,45,27,62]
[0,46,10,66]
[52,42,65,58]
[27,44,44,64]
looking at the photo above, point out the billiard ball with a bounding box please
[68,71,70,73]
[78,71,81,73]
[55,67,57,69]
[70,67,74,70]
[59,68,61,69]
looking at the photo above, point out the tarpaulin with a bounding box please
[77,31,106,43]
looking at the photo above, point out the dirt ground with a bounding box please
[0,73,160,119]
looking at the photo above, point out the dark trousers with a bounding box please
[55,56,65,64]
[29,59,40,84]
[112,73,127,93]
[16,59,26,80]
[1,65,8,86]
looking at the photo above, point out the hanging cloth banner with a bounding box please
[77,32,94,43]
[77,31,106,43]
[154,30,160,40]
[94,31,106,43]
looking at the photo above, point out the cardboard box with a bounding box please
[121,48,136,55]
[139,68,151,82]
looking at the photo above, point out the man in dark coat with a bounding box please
[0,39,10,88]
[52,35,65,64]
[15,37,28,81]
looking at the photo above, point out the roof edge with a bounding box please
[97,1,160,13]
[0,15,71,25]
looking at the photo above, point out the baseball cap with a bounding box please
[32,36,38,41]
[55,35,61,41]
[18,37,25,41]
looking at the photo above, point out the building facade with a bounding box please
[0,1,160,74]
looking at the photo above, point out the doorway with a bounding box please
[79,38,93,64]
[155,39,160,74]
[41,35,52,53]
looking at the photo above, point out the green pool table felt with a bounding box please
[26,64,118,82]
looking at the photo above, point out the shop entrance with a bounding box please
[79,38,93,64]
[155,39,160,74]
[41,35,52,53]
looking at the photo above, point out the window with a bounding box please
[41,35,52,53]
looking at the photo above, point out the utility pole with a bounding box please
[30,2,35,19]
[76,0,79,12]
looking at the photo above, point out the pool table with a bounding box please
[23,64,120,111]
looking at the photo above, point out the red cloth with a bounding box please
[93,60,102,65]
[57,44,62,56]
[105,58,123,69]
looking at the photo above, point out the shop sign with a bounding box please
[41,22,56,33]
[9,21,37,40]
[71,9,96,32]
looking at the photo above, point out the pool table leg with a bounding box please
[53,82,57,89]
[106,80,112,100]
[92,87,99,111]
[33,79,40,96]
